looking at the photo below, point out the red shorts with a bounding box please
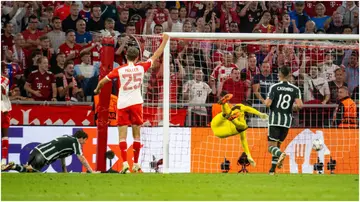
[1,111,10,128]
[117,104,143,126]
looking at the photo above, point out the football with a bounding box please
[312,139,323,151]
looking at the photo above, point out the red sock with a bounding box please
[133,141,141,164]
[119,141,127,162]
[1,139,9,160]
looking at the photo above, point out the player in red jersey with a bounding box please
[1,72,11,168]
[94,34,169,173]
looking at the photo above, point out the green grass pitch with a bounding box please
[1,173,358,201]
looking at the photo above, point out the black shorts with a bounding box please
[27,149,47,171]
[268,126,289,143]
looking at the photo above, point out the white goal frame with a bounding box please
[161,33,359,174]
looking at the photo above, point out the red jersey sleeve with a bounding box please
[106,67,120,81]
[138,59,153,72]
[50,73,56,83]
[211,66,220,80]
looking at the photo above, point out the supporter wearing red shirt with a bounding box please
[303,1,318,17]
[58,30,82,65]
[54,1,71,21]
[253,10,276,33]
[211,53,239,89]
[218,68,248,103]
[42,1,63,10]
[80,32,102,65]
[12,34,30,71]
[323,1,342,16]
[24,56,57,101]
[219,1,240,32]
[38,35,55,63]
[21,15,45,51]
[1,22,14,60]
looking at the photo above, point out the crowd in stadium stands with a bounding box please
[1,1,359,126]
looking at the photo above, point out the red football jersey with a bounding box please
[1,33,14,59]
[54,4,71,21]
[26,70,56,101]
[222,78,247,104]
[58,43,82,65]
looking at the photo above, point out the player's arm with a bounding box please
[94,77,110,94]
[293,87,303,111]
[60,158,67,173]
[265,84,276,108]
[77,154,94,173]
[150,33,170,62]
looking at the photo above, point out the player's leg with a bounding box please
[238,130,256,167]
[117,108,130,174]
[211,113,239,138]
[129,104,144,173]
[1,112,10,168]
[2,149,45,172]
[267,126,288,173]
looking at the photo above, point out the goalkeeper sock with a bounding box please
[268,146,282,157]
[133,140,141,164]
[119,141,127,162]
[270,156,278,172]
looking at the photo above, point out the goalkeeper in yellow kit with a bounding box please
[211,94,269,167]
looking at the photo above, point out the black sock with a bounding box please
[270,156,278,172]
[14,164,27,173]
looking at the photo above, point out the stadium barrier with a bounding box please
[7,126,358,174]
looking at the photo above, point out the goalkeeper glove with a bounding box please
[259,113,269,120]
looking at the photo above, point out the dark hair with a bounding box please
[125,22,136,29]
[126,47,139,61]
[66,29,76,36]
[52,16,61,23]
[280,66,291,77]
[73,130,88,139]
[31,49,42,59]
[80,51,91,58]
[169,7,178,12]
[91,4,101,12]
[28,15,38,23]
[4,21,12,28]
[64,60,74,68]
[231,68,240,73]
[39,35,49,41]
[154,24,163,29]
[342,25,353,31]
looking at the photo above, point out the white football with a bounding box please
[312,139,323,151]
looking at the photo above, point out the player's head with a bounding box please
[279,65,291,81]
[126,47,140,63]
[194,68,203,81]
[73,130,88,144]
[337,86,349,100]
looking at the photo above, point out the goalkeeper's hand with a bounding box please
[259,113,269,120]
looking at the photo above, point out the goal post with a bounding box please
[158,33,359,174]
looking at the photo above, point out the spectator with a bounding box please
[328,68,347,104]
[324,12,345,34]
[115,9,129,33]
[79,1,91,22]
[62,3,82,33]
[241,55,260,83]
[256,44,270,66]
[101,1,119,22]
[344,52,359,93]
[252,62,278,104]
[46,17,66,52]
[336,1,359,28]
[164,7,183,32]
[21,15,45,50]
[182,20,193,32]
[183,68,215,126]
[50,52,66,79]
[218,68,249,103]
[129,1,146,25]
[229,21,240,33]
[58,29,82,64]
[300,65,330,104]
[81,32,102,65]
[219,1,240,32]
[9,84,33,101]
[289,1,310,33]
[318,52,340,81]
[38,7,55,33]
[268,1,282,25]
[54,1,71,21]
[1,22,14,59]
[191,41,209,77]
[12,34,29,71]
[253,10,275,33]
[153,24,163,34]
[275,11,299,33]
[179,6,188,23]
[2,50,22,88]
[100,18,121,42]
[24,56,57,101]
[239,1,266,33]
[74,51,96,93]
[211,52,238,89]
[304,20,316,33]
[234,46,248,71]
[75,19,92,46]
[24,49,42,78]
[56,60,84,102]
[38,35,55,62]
[86,4,105,32]
[333,86,358,127]
[311,3,330,30]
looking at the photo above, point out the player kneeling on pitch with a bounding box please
[2,130,95,173]
[211,94,269,167]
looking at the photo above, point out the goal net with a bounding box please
[133,33,359,174]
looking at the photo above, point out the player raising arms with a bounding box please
[211,94,269,167]
[264,66,303,175]
[94,34,170,174]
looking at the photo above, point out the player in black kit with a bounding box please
[264,66,303,175]
[2,130,96,173]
